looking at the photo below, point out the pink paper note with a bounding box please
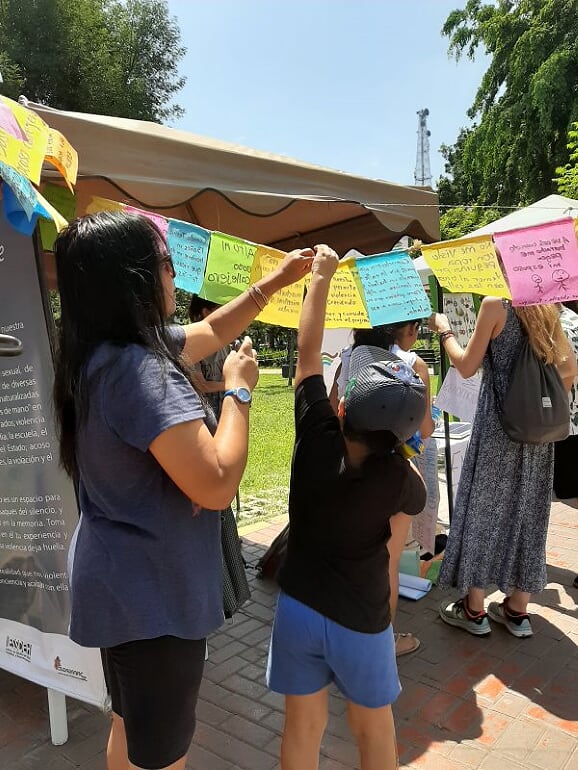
[0,101,26,141]
[495,218,578,306]
[125,205,168,238]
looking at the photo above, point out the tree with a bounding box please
[439,0,578,208]
[0,0,185,122]
[440,205,502,240]
[172,289,292,365]
[0,52,24,96]
[556,122,578,199]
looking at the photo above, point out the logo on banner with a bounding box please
[5,635,32,662]
[53,656,87,681]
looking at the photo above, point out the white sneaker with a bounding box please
[487,601,533,638]
[439,598,491,636]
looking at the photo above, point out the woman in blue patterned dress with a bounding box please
[429,298,576,638]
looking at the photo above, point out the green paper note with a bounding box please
[39,183,76,250]
[199,232,257,304]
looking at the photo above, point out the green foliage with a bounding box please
[439,205,502,240]
[0,51,24,95]
[246,321,294,354]
[239,373,294,522]
[439,0,578,207]
[49,290,61,322]
[0,0,185,122]
[555,122,578,199]
[172,290,293,364]
[173,288,192,325]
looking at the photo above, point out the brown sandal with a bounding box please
[395,632,421,657]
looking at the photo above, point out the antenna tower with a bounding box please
[414,108,432,187]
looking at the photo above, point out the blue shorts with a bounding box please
[267,591,401,708]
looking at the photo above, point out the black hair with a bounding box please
[352,319,421,350]
[188,294,220,322]
[53,211,185,479]
[563,300,578,314]
[342,417,399,456]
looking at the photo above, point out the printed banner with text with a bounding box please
[442,293,477,348]
[0,211,106,706]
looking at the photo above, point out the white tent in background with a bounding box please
[413,254,432,283]
[467,194,578,236]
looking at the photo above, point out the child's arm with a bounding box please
[295,244,339,388]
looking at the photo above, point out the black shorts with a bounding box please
[101,635,206,769]
[554,434,578,499]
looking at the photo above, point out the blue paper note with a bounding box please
[0,161,38,226]
[355,250,432,326]
[0,166,60,236]
[167,219,211,294]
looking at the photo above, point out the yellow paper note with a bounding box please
[45,128,78,190]
[323,258,371,328]
[421,235,512,298]
[85,195,126,214]
[250,245,305,328]
[2,98,77,189]
[0,96,50,151]
[0,127,46,184]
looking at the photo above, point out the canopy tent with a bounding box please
[27,101,439,263]
[467,194,578,238]
[412,254,433,282]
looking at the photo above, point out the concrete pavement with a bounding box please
[0,499,576,769]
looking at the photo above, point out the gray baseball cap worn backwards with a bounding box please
[344,345,427,442]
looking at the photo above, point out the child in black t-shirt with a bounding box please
[266,245,427,770]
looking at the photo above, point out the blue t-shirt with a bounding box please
[68,327,224,648]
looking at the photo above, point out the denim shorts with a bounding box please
[267,591,401,708]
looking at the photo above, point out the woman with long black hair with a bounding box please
[53,210,314,770]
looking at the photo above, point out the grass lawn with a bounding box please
[239,372,294,524]
[238,365,440,526]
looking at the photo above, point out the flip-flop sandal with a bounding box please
[395,632,421,657]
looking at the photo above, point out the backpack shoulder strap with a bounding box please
[486,339,504,416]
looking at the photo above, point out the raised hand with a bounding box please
[311,244,339,278]
[274,248,315,287]
[222,336,259,392]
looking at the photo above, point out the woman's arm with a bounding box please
[192,367,226,394]
[149,337,258,510]
[328,362,342,414]
[428,297,506,379]
[182,249,314,364]
[413,356,435,438]
[295,246,339,388]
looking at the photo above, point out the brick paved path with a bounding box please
[0,501,576,769]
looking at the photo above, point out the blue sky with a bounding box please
[166,0,488,189]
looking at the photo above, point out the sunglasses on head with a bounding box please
[160,254,176,278]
